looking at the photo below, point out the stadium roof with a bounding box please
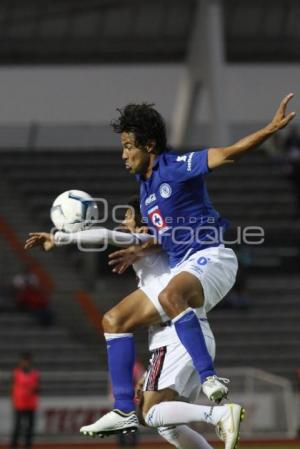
[0,0,299,64]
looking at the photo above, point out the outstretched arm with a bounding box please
[24,228,153,251]
[208,93,296,169]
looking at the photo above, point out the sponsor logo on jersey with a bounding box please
[159,183,172,199]
[148,205,169,234]
[187,152,194,172]
[145,193,157,205]
[176,155,187,162]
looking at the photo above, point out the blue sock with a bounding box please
[173,308,215,383]
[105,333,135,413]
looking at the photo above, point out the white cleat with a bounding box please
[202,376,230,403]
[80,409,139,438]
[216,403,245,449]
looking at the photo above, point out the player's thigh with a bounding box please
[161,271,205,309]
[142,389,179,418]
[103,288,161,332]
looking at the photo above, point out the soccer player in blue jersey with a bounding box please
[80,94,295,437]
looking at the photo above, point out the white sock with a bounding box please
[104,332,133,340]
[158,425,213,449]
[145,401,227,427]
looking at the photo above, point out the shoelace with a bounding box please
[215,376,230,384]
[205,375,230,384]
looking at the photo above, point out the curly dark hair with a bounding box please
[111,103,168,154]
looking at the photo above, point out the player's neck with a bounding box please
[144,154,157,179]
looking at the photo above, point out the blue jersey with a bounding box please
[137,149,229,268]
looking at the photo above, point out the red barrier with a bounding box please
[0,216,54,294]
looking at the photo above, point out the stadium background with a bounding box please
[0,0,299,448]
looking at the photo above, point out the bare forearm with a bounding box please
[208,93,295,169]
[208,125,274,168]
[137,240,161,257]
[224,124,274,159]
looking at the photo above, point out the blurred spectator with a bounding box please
[10,353,40,449]
[13,269,54,326]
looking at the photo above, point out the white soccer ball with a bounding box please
[50,190,99,233]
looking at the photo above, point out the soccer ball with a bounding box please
[50,190,99,233]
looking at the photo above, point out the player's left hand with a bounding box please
[269,93,296,132]
[108,245,141,274]
[24,232,55,251]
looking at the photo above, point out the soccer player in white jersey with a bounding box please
[137,311,245,449]
[25,201,244,449]
[83,303,244,449]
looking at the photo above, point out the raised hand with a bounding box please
[24,232,55,251]
[269,93,296,131]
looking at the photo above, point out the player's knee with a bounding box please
[102,311,128,333]
[141,401,152,422]
[158,289,185,316]
[143,405,157,427]
[101,313,112,332]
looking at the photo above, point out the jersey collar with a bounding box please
[152,154,160,169]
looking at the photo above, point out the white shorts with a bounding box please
[143,327,215,403]
[171,246,238,313]
[140,246,237,320]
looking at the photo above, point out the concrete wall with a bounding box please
[0,64,298,147]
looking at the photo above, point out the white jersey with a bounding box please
[133,251,170,291]
[54,228,233,352]
[133,252,177,350]
[147,307,212,352]
[54,227,178,349]
[133,251,172,323]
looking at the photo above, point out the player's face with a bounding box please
[122,208,137,232]
[121,132,151,175]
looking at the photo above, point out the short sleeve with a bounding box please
[132,233,152,244]
[169,150,209,181]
